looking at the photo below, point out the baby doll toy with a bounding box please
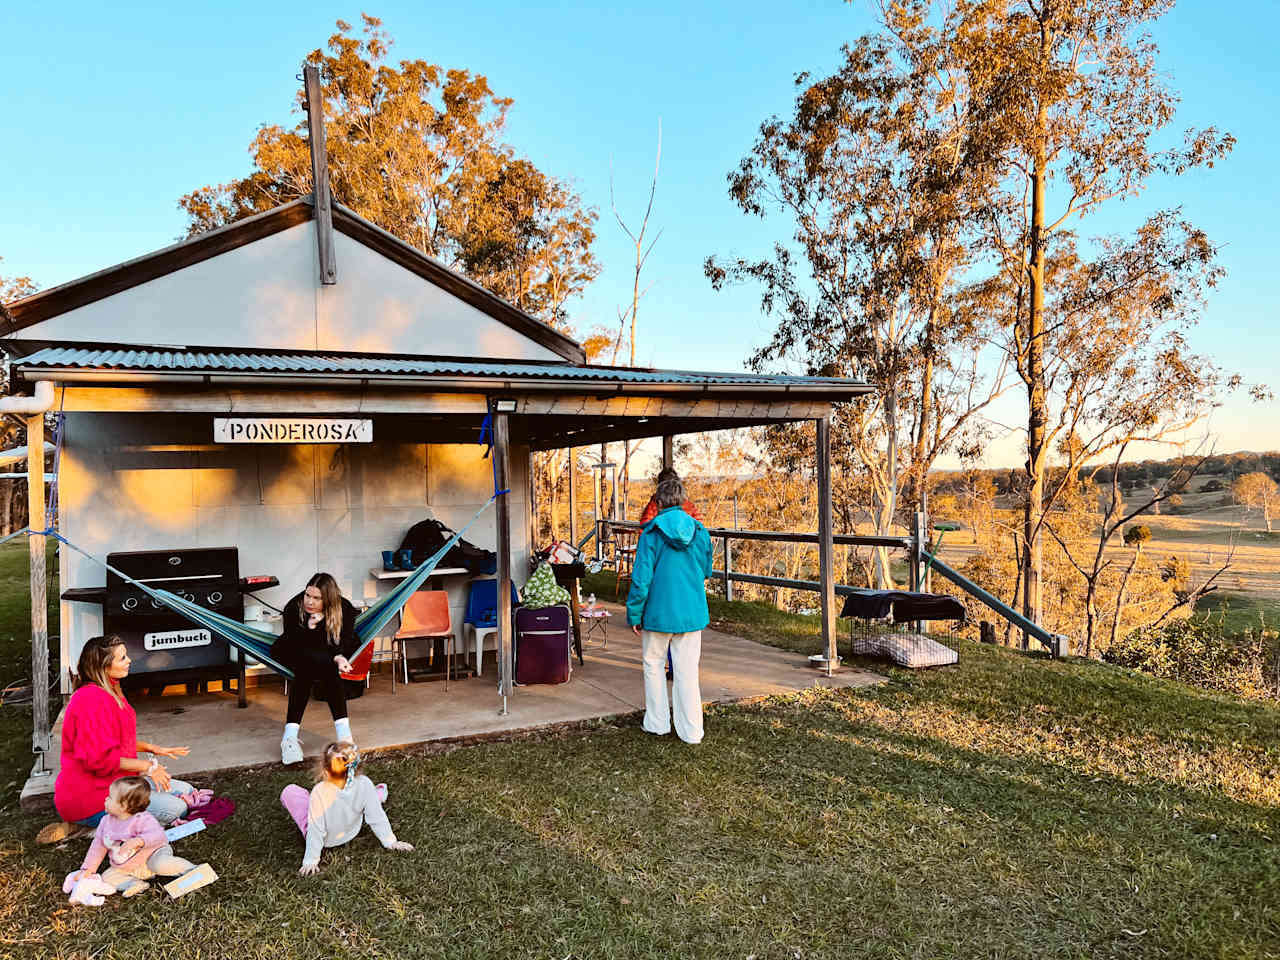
[65,776,212,902]
[62,870,116,907]
[280,741,413,875]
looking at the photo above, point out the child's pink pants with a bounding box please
[279,783,389,835]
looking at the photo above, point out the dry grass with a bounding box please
[0,518,1278,959]
[3,637,1279,959]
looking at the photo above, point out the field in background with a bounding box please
[931,475,1280,635]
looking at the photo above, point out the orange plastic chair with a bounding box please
[392,590,454,692]
[339,643,374,688]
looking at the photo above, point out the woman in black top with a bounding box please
[270,573,360,765]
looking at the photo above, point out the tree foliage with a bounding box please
[0,259,37,307]
[0,258,40,533]
[1233,472,1278,532]
[1123,525,1152,548]
[706,22,1006,585]
[179,15,599,325]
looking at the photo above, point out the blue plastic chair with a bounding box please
[463,579,518,675]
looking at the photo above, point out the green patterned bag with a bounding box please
[522,562,571,609]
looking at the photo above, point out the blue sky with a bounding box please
[2,1,1276,467]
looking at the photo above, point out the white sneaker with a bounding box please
[280,736,304,766]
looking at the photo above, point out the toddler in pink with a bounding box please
[72,777,198,897]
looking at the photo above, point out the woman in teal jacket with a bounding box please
[626,476,715,743]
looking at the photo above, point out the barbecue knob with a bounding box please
[209,591,223,604]
[150,598,162,609]
[123,597,138,611]
[180,591,195,602]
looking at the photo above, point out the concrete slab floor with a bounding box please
[21,604,882,811]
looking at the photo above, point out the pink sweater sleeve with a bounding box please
[79,824,109,876]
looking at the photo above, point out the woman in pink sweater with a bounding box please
[42,636,195,841]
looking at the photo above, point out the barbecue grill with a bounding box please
[62,547,278,706]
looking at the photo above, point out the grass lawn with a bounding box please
[1194,589,1280,635]
[1,546,1279,957]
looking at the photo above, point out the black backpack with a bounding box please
[397,518,497,574]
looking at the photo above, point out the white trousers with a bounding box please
[641,630,703,744]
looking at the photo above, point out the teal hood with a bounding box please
[647,506,699,549]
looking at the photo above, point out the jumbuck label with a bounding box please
[144,629,212,651]
[213,418,373,444]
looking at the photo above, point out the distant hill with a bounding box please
[932,451,1280,497]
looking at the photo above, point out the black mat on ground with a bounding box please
[840,589,966,622]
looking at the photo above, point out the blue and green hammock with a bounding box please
[52,495,502,680]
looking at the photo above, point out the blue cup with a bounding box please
[382,550,397,571]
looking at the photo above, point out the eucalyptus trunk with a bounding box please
[1109,548,1142,653]
[1021,103,1050,647]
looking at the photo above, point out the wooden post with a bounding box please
[724,535,734,602]
[724,491,737,602]
[567,448,577,546]
[527,446,537,552]
[27,413,50,772]
[910,511,924,634]
[661,436,673,470]
[493,410,514,712]
[908,512,922,593]
[921,489,932,594]
[816,416,837,674]
[592,460,602,561]
[303,65,337,285]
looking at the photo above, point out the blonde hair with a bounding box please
[315,741,358,784]
[75,635,126,706]
[300,573,344,647]
[109,776,151,815]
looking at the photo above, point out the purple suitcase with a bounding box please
[515,604,572,684]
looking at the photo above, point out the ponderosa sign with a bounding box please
[213,418,373,444]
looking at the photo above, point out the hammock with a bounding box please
[53,496,500,680]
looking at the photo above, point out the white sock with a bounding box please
[283,722,300,743]
[334,717,352,742]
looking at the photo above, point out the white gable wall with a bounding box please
[10,223,564,361]
[317,233,561,359]
[16,225,319,350]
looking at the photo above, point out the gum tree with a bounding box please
[179,15,598,324]
[707,19,1006,586]
[952,0,1233,629]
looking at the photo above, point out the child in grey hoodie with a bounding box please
[280,742,413,875]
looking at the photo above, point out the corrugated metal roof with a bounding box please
[13,346,870,392]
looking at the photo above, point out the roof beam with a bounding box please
[50,385,488,415]
[519,414,825,451]
[514,394,833,421]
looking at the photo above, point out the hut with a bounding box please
[0,81,872,801]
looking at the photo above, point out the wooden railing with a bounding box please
[606,518,913,603]
[601,518,1065,654]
